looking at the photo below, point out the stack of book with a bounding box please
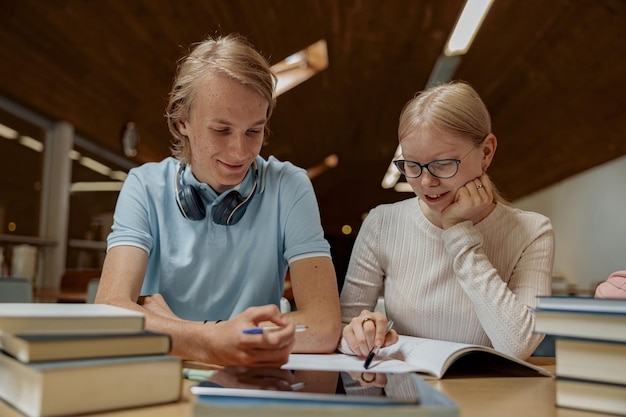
[0,303,182,417]
[534,295,626,416]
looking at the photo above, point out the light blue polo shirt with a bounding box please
[107,156,331,321]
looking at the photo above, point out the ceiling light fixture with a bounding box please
[18,135,44,152]
[307,154,339,179]
[70,181,124,192]
[0,123,19,139]
[382,0,493,192]
[79,156,111,176]
[69,149,81,160]
[393,182,414,193]
[109,170,128,182]
[271,39,329,97]
[381,147,402,189]
[444,0,494,56]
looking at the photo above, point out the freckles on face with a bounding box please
[179,73,268,191]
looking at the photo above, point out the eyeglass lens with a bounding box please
[396,159,459,179]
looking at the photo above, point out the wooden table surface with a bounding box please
[0,357,609,417]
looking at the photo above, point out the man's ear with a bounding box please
[177,120,188,136]
[481,134,497,171]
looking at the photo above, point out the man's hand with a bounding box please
[201,304,297,367]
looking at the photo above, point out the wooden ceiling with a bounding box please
[1,0,625,236]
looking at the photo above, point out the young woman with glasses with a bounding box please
[340,81,555,362]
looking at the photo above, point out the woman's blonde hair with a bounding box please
[399,80,489,146]
[398,80,506,202]
[166,33,276,163]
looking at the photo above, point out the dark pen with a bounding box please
[363,319,394,369]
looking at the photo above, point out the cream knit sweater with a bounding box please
[340,198,555,359]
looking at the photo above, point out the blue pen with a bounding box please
[242,325,308,335]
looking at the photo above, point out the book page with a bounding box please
[283,338,478,377]
[284,336,550,379]
[377,335,474,378]
[379,335,551,378]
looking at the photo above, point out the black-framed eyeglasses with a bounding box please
[393,146,477,179]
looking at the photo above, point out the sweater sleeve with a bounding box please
[441,216,555,359]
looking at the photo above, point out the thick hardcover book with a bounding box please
[536,295,626,314]
[534,297,626,342]
[0,331,171,362]
[287,335,551,379]
[555,336,626,385]
[0,351,181,417]
[556,376,626,416]
[192,369,458,417]
[0,303,144,335]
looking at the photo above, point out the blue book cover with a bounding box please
[536,296,626,315]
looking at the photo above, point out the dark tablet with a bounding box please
[190,367,458,413]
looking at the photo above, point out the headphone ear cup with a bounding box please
[178,184,206,220]
[212,190,244,225]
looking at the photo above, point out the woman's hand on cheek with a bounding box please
[441,173,494,229]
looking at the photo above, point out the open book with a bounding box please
[284,335,552,379]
